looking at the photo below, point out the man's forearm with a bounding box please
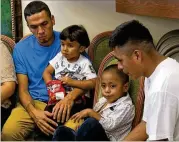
[123,120,148,141]
[19,90,37,119]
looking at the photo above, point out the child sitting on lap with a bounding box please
[52,64,135,141]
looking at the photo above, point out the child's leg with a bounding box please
[76,117,110,141]
[52,126,76,141]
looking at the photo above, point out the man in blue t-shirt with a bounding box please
[2,1,88,140]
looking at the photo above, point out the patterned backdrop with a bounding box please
[1,0,13,38]
[1,0,22,42]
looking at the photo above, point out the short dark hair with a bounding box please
[60,25,90,48]
[109,20,154,48]
[24,1,51,21]
[103,64,129,84]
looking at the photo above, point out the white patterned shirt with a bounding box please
[94,93,135,141]
[49,52,97,96]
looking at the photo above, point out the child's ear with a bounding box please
[79,46,86,53]
[123,82,129,92]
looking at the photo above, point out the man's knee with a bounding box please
[1,122,22,141]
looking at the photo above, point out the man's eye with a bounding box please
[30,26,37,29]
[42,22,48,26]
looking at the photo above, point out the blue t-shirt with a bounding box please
[13,31,61,102]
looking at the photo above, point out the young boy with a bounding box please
[41,25,97,139]
[52,64,135,141]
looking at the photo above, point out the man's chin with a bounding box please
[37,39,50,46]
[38,39,48,43]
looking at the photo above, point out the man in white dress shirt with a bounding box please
[109,20,179,141]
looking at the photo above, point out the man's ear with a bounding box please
[123,82,129,92]
[79,46,86,53]
[51,15,55,25]
[133,50,142,63]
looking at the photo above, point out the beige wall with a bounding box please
[22,0,179,43]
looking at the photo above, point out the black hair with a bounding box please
[103,64,129,84]
[60,25,90,48]
[24,1,51,21]
[109,20,154,48]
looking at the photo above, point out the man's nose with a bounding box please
[37,26,45,34]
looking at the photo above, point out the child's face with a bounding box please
[101,70,127,103]
[61,39,85,62]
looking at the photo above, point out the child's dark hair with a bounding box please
[24,1,51,21]
[60,25,90,48]
[103,64,129,84]
[109,20,154,48]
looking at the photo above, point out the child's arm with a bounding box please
[43,64,55,84]
[70,108,101,122]
[61,77,97,90]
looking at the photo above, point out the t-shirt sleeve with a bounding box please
[145,91,178,141]
[49,52,61,69]
[13,44,27,75]
[81,59,97,79]
[1,42,17,83]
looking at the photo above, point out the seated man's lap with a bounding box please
[1,100,47,141]
[34,97,90,140]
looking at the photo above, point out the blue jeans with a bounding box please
[52,118,110,141]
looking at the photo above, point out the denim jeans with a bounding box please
[52,117,110,141]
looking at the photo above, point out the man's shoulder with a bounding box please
[162,57,179,70]
[155,58,179,78]
[15,34,35,49]
[54,30,60,35]
[54,31,60,39]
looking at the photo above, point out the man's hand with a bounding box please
[33,109,58,136]
[52,95,74,123]
[61,76,74,86]
[71,109,92,122]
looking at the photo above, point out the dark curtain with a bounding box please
[14,0,23,42]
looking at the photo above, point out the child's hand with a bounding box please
[61,76,73,86]
[70,109,92,123]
